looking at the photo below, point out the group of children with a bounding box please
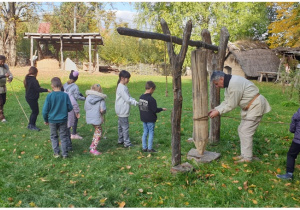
[23,67,167,159]
[5,64,297,180]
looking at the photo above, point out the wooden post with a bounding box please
[209,27,229,144]
[161,18,192,166]
[60,36,64,70]
[164,42,168,97]
[89,37,92,73]
[30,36,33,66]
[191,30,209,155]
[93,39,97,71]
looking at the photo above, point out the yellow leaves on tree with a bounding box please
[267,2,300,48]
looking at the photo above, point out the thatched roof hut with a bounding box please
[224,40,280,78]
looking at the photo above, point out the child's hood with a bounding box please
[85,90,107,105]
[294,108,300,120]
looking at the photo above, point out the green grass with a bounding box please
[0,73,299,207]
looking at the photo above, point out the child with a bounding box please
[63,70,85,139]
[24,66,51,131]
[115,70,139,148]
[139,81,167,152]
[277,108,300,180]
[65,92,80,152]
[42,77,73,158]
[84,84,107,155]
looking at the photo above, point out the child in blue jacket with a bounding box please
[43,77,73,158]
[277,108,300,180]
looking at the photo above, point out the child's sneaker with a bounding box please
[71,134,83,139]
[90,149,102,155]
[53,153,60,158]
[147,149,157,153]
[276,173,293,180]
[124,143,134,148]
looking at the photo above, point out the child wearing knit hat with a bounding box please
[63,70,85,139]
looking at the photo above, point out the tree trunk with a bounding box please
[117,27,218,51]
[191,47,208,155]
[209,27,229,144]
[160,18,192,166]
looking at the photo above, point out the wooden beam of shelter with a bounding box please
[117,27,218,51]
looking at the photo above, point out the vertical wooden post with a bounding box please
[190,29,210,155]
[209,27,229,144]
[30,36,33,66]
[94,40,98,70]
[89,37,92,73]
[60,36,64,70]
[161,19,192,166]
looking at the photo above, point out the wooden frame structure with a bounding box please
[118,19,228,167]
[23,33,104,72]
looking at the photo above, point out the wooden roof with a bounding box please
[23,33,104,46]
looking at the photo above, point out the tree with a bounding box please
[134,2,270,68]
[0,2,39,66]
[135,2,270,43]
[43,2,96,33]
[267,2,300,48]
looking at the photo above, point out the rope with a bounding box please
[192,114,290,125]
[9,82,29,122]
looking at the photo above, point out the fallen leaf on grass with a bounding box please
[83,190,87,196]
[222,184,227,188]
[21,151,25,155]
[243,181,248,190]
[276,168,281,174]
[100,198,107,204]
[232,180,239,183]
[238,187,242,190]
[40,178,49,182]
[249,184,256,188]
[222,163,230,169]
[126,165,131,169]
[87,196,92,200]
[119,201,126,208]
[185,202,189,206]
[138,189,143,193]
[69,204,74,208]
[252,199,258,204]
[147,192,153,195]
[13,148,16,154]
[29,202,36,207]
[128,172,134,175]
[34,155,40,159]
[15,200,22,207]
[285,183,291,186]
[248,190,253,194]
[147,154,151,158]
[7,197,13,202]
[70,180,77,184]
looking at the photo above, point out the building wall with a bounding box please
[224,59,245,77]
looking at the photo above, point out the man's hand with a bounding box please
[208,109,220,118]
[44,122,49,125]
[162,108,167,111]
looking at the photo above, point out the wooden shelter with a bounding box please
[273,47,300,61]
[23,32,104,72]
[224,40,280,79]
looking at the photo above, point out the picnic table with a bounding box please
[258,71,278,82]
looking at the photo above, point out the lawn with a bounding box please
[0,71,299,207]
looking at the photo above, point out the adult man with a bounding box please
[0,55,13,122]
[208,71,271,162]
